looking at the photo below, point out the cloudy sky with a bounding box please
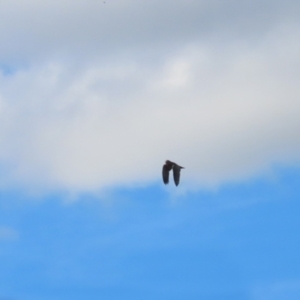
[0,0,300,299]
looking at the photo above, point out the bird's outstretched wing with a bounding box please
[162,164,171,184]
[172,164,182,186]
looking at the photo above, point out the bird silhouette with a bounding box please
[162,160,184,186]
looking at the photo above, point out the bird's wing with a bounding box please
[172,164,181,186]
[162,164,170,184]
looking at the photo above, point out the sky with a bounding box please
[0,0,300,299]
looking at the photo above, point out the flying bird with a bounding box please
[162,160,184,186]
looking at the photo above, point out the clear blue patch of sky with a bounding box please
[0,64,17,76]
[0,166,300,300]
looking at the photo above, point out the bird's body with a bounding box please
[162,160,184,186]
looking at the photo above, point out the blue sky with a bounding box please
[0,0,300,299]
[1,167,300,300]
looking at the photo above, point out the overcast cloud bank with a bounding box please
[0,0,299,193]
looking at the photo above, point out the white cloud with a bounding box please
[0,1,299,193]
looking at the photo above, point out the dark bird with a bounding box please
[162,160,184,186]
